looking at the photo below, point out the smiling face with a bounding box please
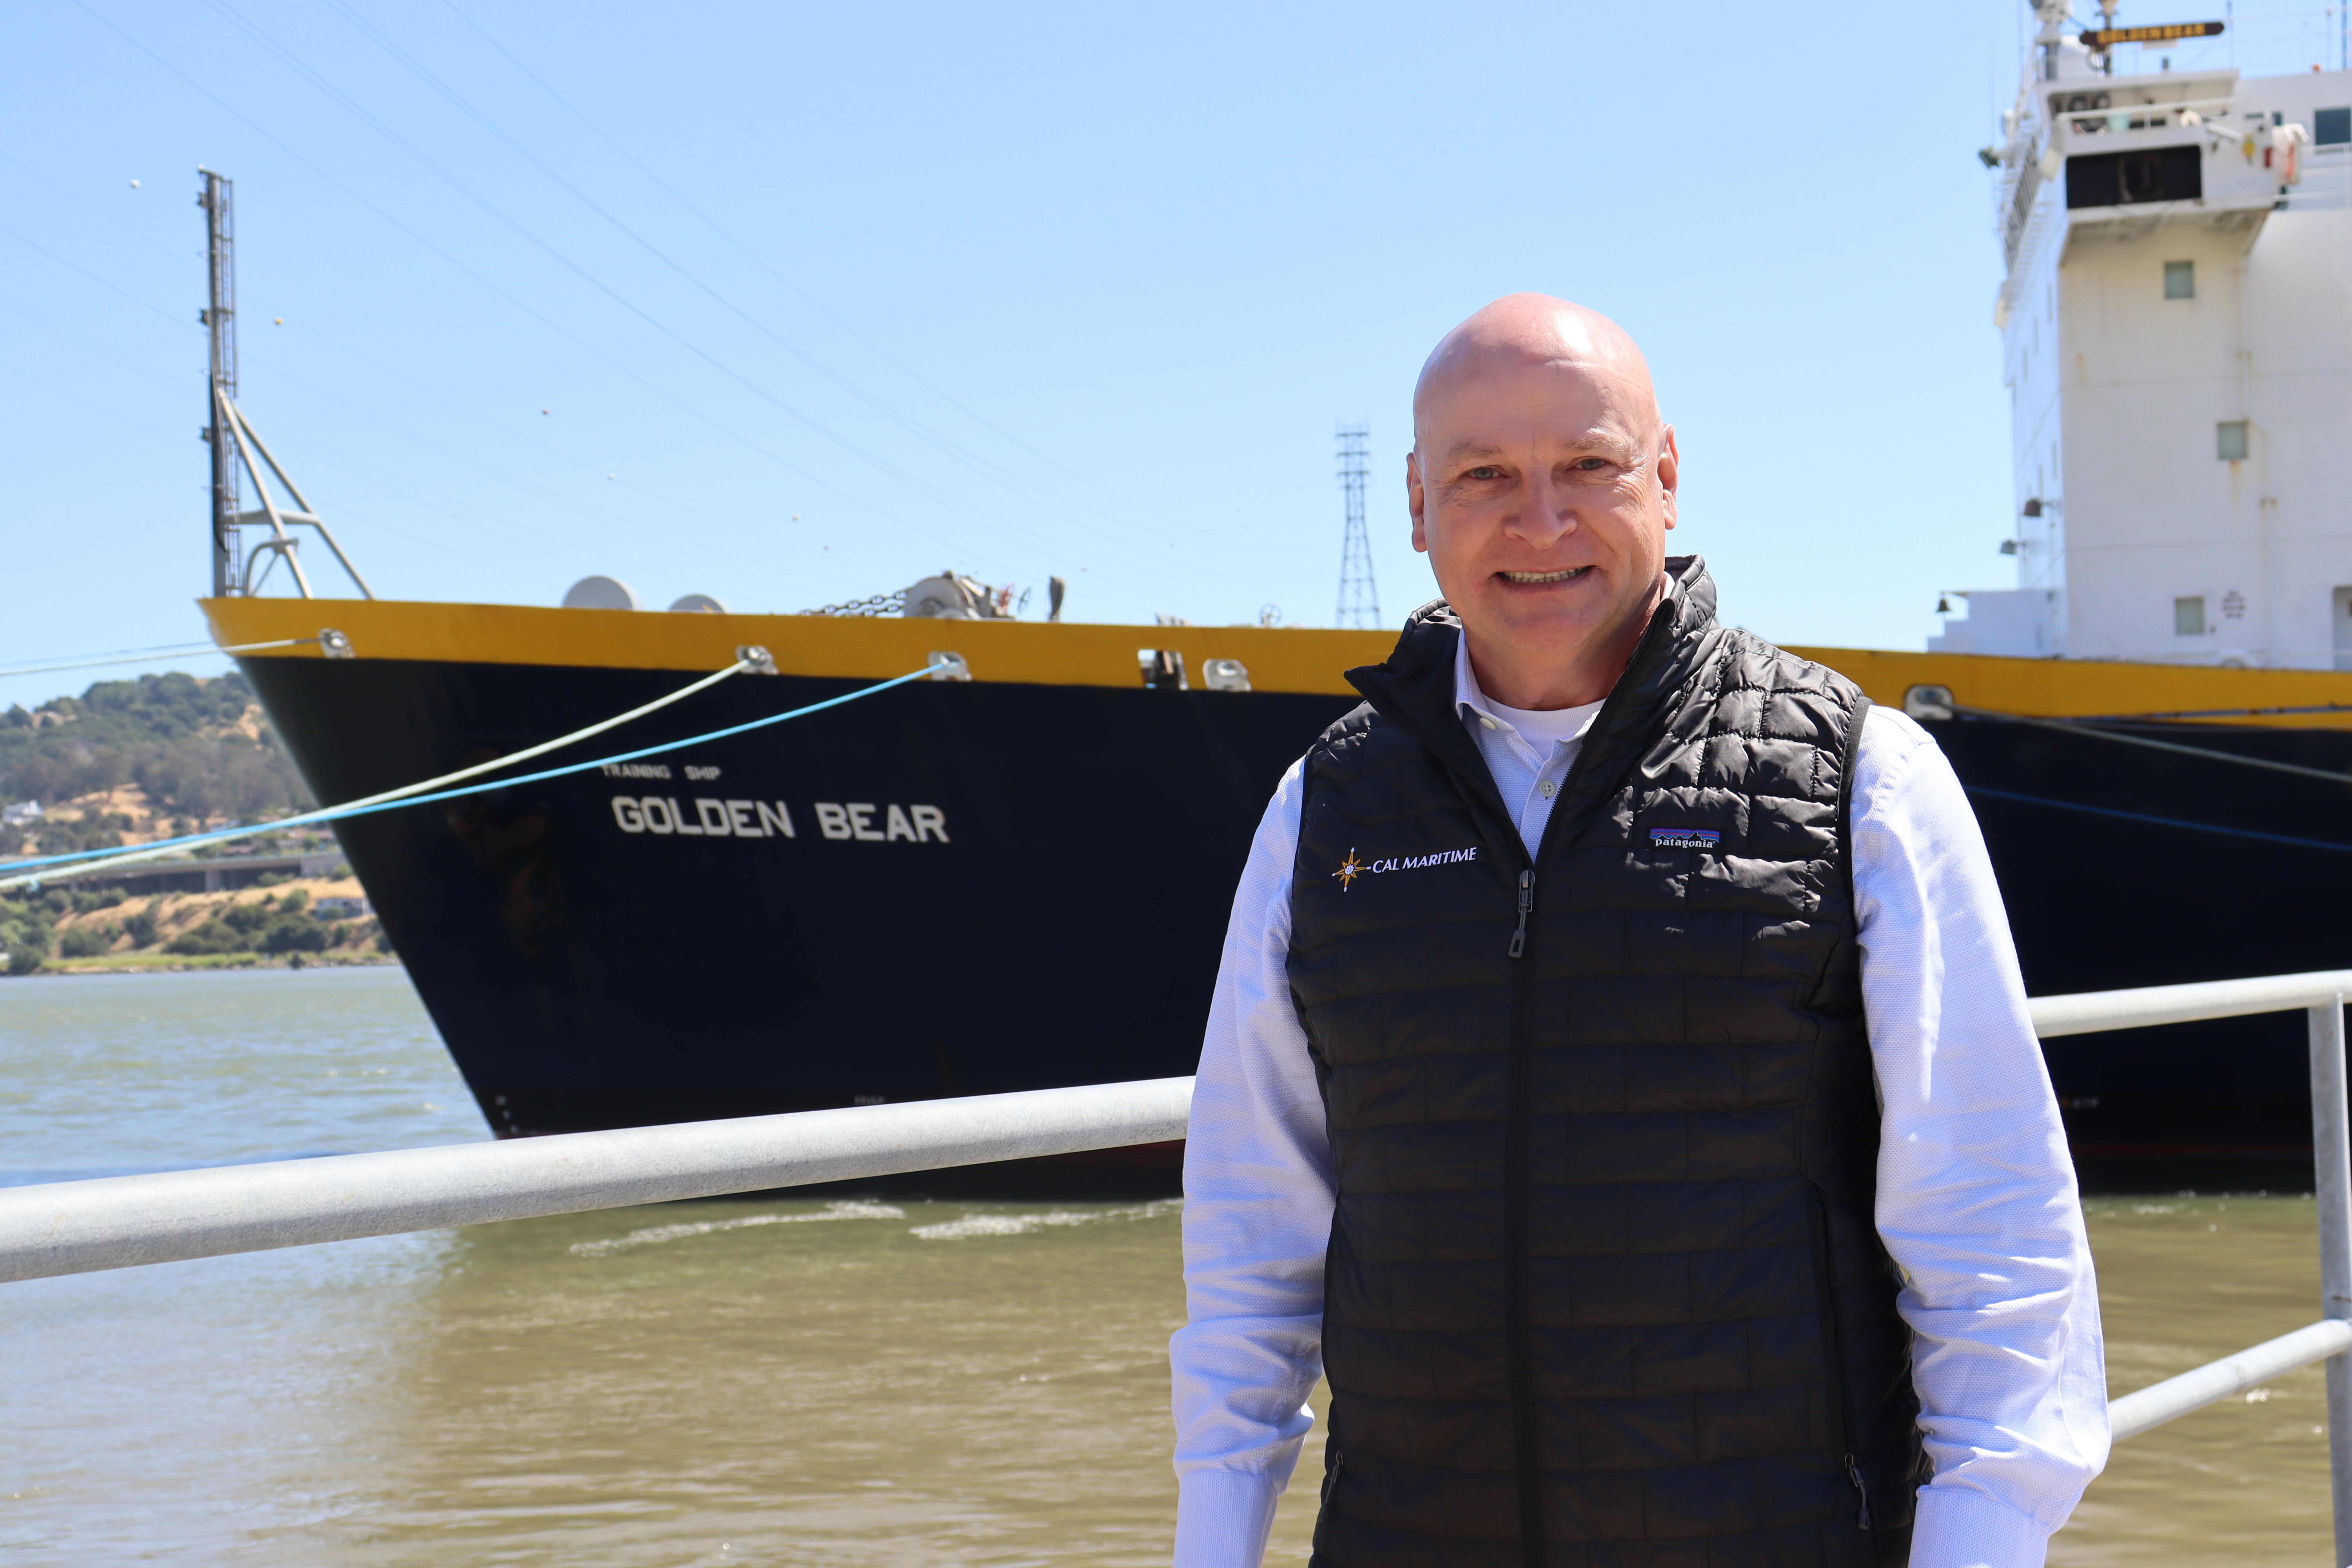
[1407,296,1678,710]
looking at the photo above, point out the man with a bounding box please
[1170,295,2106,1568]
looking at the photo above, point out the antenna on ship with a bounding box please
[2031,0,2071,81]
[200,169,239,599]
[1334,422,1380,629]
[196,169,375,602]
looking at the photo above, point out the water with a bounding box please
[2055,1195,2336,1565]
[0,969,2339,1564]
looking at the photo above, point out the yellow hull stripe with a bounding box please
[197,597,2352,727]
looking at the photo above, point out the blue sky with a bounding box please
[0,1,2192,711]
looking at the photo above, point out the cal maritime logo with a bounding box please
[1649,826,1722,851]
[1334,844,1480,890]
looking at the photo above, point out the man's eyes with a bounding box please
[1456,458,1615,482]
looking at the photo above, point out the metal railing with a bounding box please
[0,1077,1196,1282]
[2040,967,2352,1567]
[4,971,2352,1546]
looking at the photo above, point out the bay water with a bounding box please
[0,968,2334,1563]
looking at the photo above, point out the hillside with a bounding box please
[0,670,314,855]
[1,875,392,976]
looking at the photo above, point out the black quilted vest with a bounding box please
[1288,558,1921,1568]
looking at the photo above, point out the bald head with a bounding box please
[1404,293,1678,710]
[1412,294,1659,452]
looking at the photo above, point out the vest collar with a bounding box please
[1344,556,1723,858]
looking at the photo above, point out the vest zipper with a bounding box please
[1504,891,1544,1568]
[1485,610,1673,1568]
[1808,1187,1873,1532]
[1402,597,1679,1568]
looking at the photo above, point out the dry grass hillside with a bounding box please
[2,670,312,860]
[6,877,393,975]
[34,782,206,846]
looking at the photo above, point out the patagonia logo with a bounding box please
[1648,827,1722,851]
[1332,844,1479,891]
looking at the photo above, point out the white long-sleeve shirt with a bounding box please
[1171,632,2109,1568]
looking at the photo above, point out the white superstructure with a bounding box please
[1935,3,2352,669]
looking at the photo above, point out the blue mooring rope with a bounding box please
[0,662,943,886]
[1964,785,2352,854]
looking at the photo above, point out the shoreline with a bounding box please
[9,952,403,978]
[10,873,391,978]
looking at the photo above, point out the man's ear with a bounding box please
[1407,450,1428,553]
[1655,426,1679,532]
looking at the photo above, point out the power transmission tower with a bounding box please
[201,168,239,597]
[1334,422,1379,629]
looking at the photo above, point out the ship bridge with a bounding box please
[1941,4,2352,670]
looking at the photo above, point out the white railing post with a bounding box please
[2310,994,2352,1568]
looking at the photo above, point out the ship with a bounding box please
[194,10,2352,1191]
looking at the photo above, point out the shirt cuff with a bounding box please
[1910,1485,2054,1568]
[1174,1468,1283,1568]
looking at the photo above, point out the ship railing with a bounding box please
[5,969,2352,1546]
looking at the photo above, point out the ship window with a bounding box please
[2319,107,2352,145]
[2164,260,2194,299]
[2175,596,2207,636]
[2066,145,2203,208]
[2217,420,2250,461]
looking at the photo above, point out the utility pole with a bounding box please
[1334,422,1379,629]
[200,168,239,598]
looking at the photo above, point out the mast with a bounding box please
[2033,0,2071,81]
[200,168,238,598]
[189,172,372,603]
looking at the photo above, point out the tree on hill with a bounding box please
[0,671,312,847]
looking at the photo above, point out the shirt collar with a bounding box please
[1453,633,1560,760]
[1450,572,1678,741]
[1452,628,1502,733]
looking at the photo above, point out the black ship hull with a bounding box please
[241,654,2349,1194]
[249,656,1350,1191]
[1937,717,2348,1193]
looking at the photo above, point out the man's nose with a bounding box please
[1510,471,1578,547]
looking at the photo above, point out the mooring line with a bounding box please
[1964,785,2352,854]
[2078,701,2352,723]
[1,653,757,882]
[0,658,946,890]
[0,638,311,679]
[1956,705,2352,785]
